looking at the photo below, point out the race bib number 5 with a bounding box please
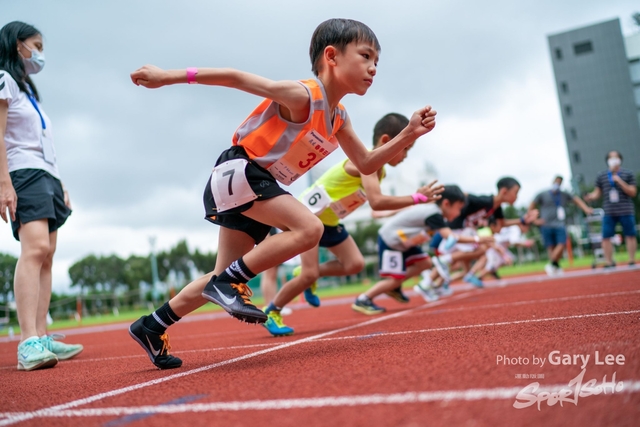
[210,159,258,212]
[267,129,338,185]
[381,249,404,276]
[301,184,332,215]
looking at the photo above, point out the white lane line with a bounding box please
[0,292,473,426]
[2,380,639,418]
[415,289,640,316]
[316,309,640,342]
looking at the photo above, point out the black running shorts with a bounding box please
[203,146,289,243]
[10,168,71,241]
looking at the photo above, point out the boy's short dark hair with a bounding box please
[309,18,380,76]
[497,177,520,191]
[436,185,465,206]
[372,113,409,146]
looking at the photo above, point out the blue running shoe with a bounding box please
[293,266,320,307]
[263,311,294,336]
[464,273,484,288]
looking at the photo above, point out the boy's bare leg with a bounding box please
[320,236,365,277]
[365,259,432,299]
[240,195,324,272]
[273,245,320,308]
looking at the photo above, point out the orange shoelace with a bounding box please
[159,333,172,355]
[231,283,256,306]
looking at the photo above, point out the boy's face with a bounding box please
[333,42,379,95]
[501,185,520,205]
[387,140,414,166]
[442,200,464,221]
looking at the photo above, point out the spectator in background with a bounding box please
[585,151,637,268]
[529,175,593,276]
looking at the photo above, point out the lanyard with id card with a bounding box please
[26,86,56,165]
[551,191,566,220]
[607,171,620,203]
[267,129,338,185]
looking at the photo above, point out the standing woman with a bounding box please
[0,21,82,371]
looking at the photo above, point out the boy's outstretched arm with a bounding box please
[337,106,436,175]
[130,65,310,118]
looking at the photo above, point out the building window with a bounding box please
[564,104,573,116]
[573,151,581,164]
[570,127,577,140]
[560,81,569,94]
[555,48,563,60]
[630,59,640,84]
[574,41,593,55]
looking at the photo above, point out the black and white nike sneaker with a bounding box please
[202,277,268,324]
[129,316,183,369]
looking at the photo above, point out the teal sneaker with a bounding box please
[17,337,58,371]
[464,273,484,288]
[293,266,320,307]
[40,334,84,360]
[263,310,294,336]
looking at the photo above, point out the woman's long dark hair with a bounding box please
[0,21,41,101]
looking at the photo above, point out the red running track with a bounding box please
[1,267,639,427]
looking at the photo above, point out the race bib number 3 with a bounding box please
[301,184,332,215]
[210,159,258,213]
[330,189,367,219]
[267,130,338,185]
[381,249,404,276]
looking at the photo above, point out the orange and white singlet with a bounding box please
[232,78,348,185]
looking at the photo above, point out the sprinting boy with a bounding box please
[352,185,475,314]
[127,19,437,369]
[420,177,538,290]
[262,113,443,336]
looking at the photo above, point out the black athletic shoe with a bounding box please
[202,278,268,324]
[129,316,182,370]
[385,286,410,303]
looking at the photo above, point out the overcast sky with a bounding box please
[2,0,639,292]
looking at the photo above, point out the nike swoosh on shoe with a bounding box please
[214,285,237,305]
[145,336,161,357]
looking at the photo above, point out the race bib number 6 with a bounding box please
[210,159,258,212]
[301,184,331,215]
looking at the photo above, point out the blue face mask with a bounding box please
[20,42,45,75]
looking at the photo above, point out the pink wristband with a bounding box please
[186,67,198,84]
[411,193,428,204]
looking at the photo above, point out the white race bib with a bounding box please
[301,184,332,215]
[210,159,257,212]
[609,188,619,203]
[41,129,56,165]
[381,249,404,275]
[556,206,566,221]
[267,130,338,185]
[329,189,368,219]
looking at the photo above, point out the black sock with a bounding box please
[143,302,181,334]
[552,261,560,268]
[216,257,256,283]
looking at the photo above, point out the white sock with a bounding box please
[439,254,452,264]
